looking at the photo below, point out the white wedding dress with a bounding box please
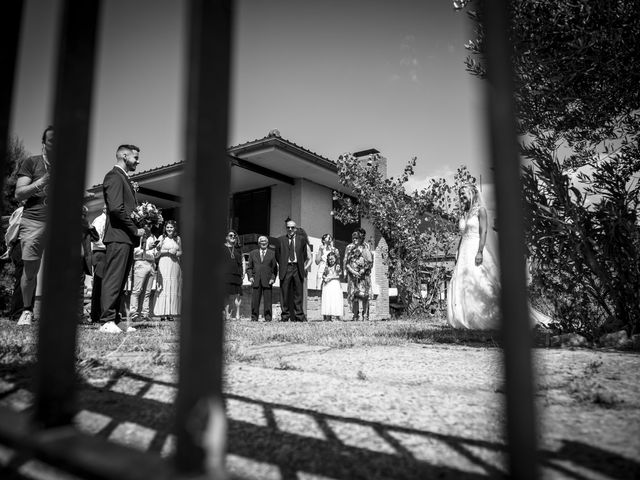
[447,214,501,329]
[447,213,553,330]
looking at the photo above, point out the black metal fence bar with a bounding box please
[34,0,101,429]
[0,1,539,478]
[0,0,180,478]
[174,0,232,476]
[0,0,24,214]
[484,1,538,478]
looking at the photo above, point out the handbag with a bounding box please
[4,206,23,246]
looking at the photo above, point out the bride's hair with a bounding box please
[459,183,483,217]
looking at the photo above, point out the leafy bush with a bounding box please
[333,154,475,313]
[457,0,640,337]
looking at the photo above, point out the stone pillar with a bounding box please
[372,236,389,320]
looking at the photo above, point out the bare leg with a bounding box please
[234,294,241,320]
[224,296,232,320]
[21,259,42,310]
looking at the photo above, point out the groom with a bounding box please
[99,144,146,333]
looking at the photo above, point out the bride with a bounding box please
[447,183,501,329]
[447,183,552,330]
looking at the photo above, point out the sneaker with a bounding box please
[17,310,33,326]
[99,321,123,333]
[125,326,137,333]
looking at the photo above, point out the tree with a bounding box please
[456,0,640,336]
[333,153,475,313]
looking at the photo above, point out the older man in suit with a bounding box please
[99,144,146,333]
[275,219,311,322]
[246,235,278,322]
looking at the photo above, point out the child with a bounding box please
[321,251,343,321]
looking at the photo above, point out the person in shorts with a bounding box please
[14,126,54,326]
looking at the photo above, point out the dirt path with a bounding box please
[1,342,639,479]
[222,343,640,479]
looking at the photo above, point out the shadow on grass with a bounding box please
[377,322,503,348]
[2,362,638,479]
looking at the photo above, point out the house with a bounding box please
[85,131,390,320]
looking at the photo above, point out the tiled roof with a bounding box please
[88,160,185,189]
[89,132,337,189]
[131,160,185,179]
[228,131,336,166]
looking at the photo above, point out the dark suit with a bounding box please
[246,247,278,321]
[275,233,309,321]
[100,166,139,324]
[80,219,99,319]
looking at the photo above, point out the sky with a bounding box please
[9,0,492,196]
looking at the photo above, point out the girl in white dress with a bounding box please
[315,233,339,288]
[154,220,182,320]
[321,251,343,321]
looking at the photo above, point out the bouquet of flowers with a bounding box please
[322,263,341,284]
[351,255,368,277]
[131,201,164,230]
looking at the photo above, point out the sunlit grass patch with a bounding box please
[0,315,502,377]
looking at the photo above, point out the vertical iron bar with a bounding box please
[34,0,101,428]
[484,1,538,478]
[0,0,24,215]
[175,0,232,475]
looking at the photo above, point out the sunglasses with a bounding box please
[228,233,236,238]
[286,226,296,230]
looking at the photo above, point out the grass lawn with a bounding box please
[0,315,506,371]
[2,316,638,480]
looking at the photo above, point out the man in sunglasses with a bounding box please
[275,218,311,321]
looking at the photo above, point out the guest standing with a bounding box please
[130,232,158,322]
[344,229,373,321]
[99,144,146,333]
[321,251,343,321]
[14,126,54,326]
[89,205,107,322]
[154,220,182,321]
[80,205,99,322]
[315,233,339,289]
[246,235,277,321]
[274,218,311,322]
[223,229,244,320]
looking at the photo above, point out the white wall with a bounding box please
[269,183,292,236]
[299,179,333,239]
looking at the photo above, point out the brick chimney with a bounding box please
[353,148,387,178]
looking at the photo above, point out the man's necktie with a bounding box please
[260,250,264,261]
[288,238,295,262]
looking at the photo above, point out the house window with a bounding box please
[332,196,360,244]
[231,187,270,236]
